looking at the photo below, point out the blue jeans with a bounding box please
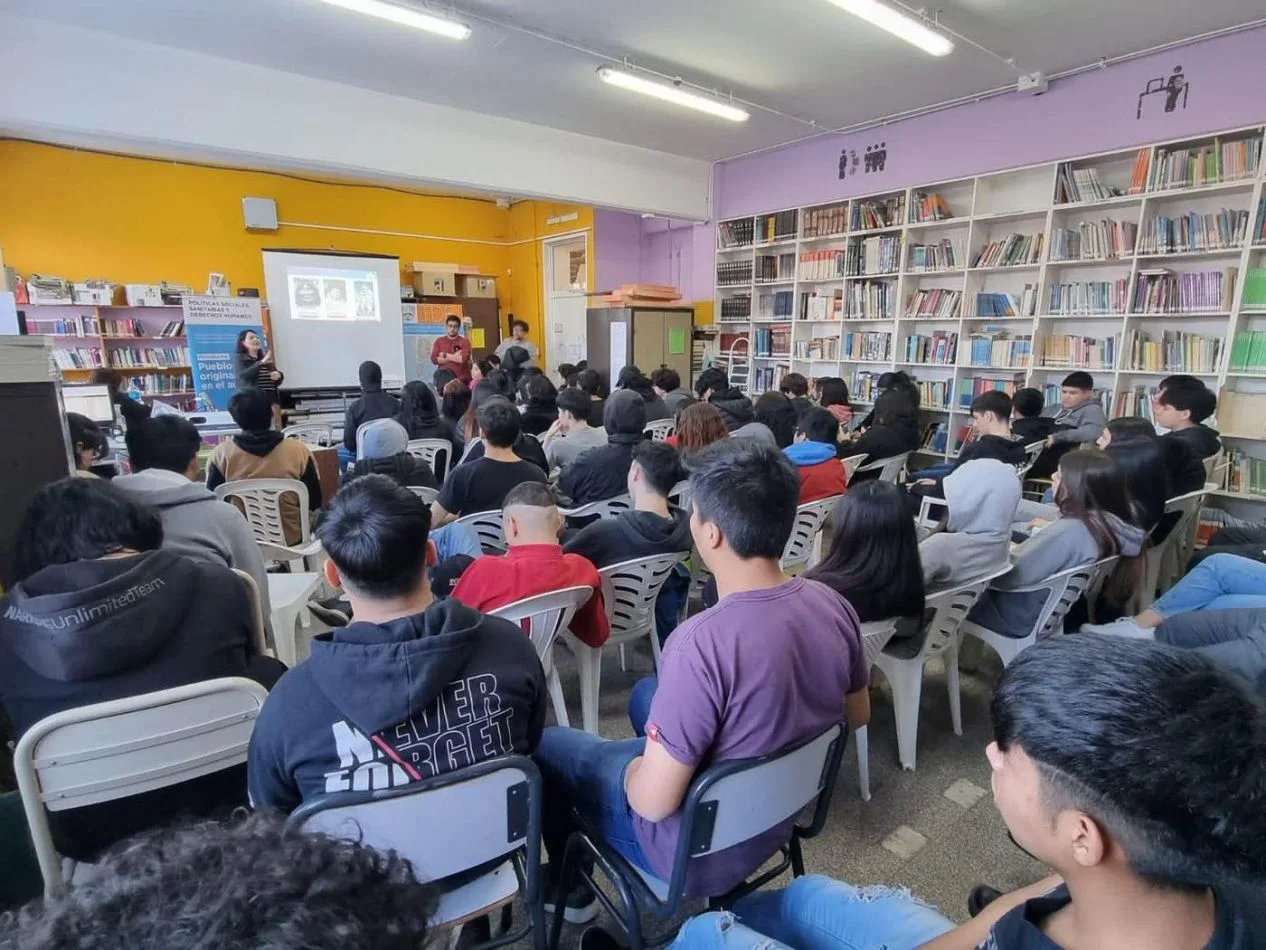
[908,463,953,482]
[337,445,355,470]
[533,728,655,875]
[655,567,690,646]
[431,522,482,561]
[1152,554,1266,618]
[629,677,657,737]
[671,876,954,950]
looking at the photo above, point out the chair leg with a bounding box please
[946,641,963,738]
[574,643,602,735]
[649,627,663,673]
[855,724,871,802]
[885,660,924,771]
[546,668,570,729]
[618,644,627,672]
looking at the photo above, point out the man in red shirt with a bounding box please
[430,314,472,384]
[452,481,610,648]
[785,407,847,503]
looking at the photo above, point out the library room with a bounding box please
[1,3,1265,948]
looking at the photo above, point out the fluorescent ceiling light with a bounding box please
[825,0,954,56]
[597,67,750,123]
[316,0,471,40]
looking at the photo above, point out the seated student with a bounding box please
[206,388,322,547]
[804,480,925,623]
[667,402,730,455]
[544,387,608,471]
[968,448,1145,637]
[778,372,815,419]
[451,482,610,650]
[564,441,693,641]
[248,475,546,812]
[342,418,438,490]
[433,366,459,394]
[576,368,607,428]
[692,366,729,401]
[753,392,797,448]
[441,377,471,430]
[920,458,1022,588]
[651,367,695,416]
[558,390,647,506]
[908,391,1025,492]
[395,380,459,479]
[534,441,869,919]
[1027,371,1106,479]
[340,360,401,465]
[625,372,674,423]
[90,366,151,427]
[518,373,560,437]
[816,377,853,430]
[556,362,578,388]
[708,379,776,445]
[785,407,847,503]
[855,371,919,430]
[843,389,921,477]
[432,398,547,527]
[0,478,282,862]
[1009,386,1057,444]
[458,380,549,472]
[1154,377,1222,462]
[666,636,1266,950]
[1,812,439,950]
[66,411,109,477]
[1095,418,1172,534]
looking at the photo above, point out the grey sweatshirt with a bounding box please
[1042,397,1106,445]
[920,459,1021,588]
[111,470,272,627]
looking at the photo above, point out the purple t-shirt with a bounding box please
[635,576,867,895]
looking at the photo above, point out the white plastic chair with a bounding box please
[230,568,268,657]
[354,421,375,460]
[667,480,692,512]
[283,423,332,447]
[854,451,912,485]
[914,495,949,533]
[407,485,439,504]
[873,564,1011,771]
[453,510,507,555]
[644,419,675,442]
[560,493,633,521]
[780,496,837,576]
[268,572,328,666]
[214,478,323,567]
[959,556,1118,669]
[841,453,867,482]
[1136,488,1206,609]
[853,618,899,802]
[1016,440,1046,479]
[407,438,452,480]
[491,586,594,730]
[567,553,689,735]
[15,677,268,894]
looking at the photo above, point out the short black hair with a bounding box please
[970,390,1012,420]
[694,367,729,398]
[523,373,557,408]
[502,480,557,510]
[125,416,202,474]
[616,365,643,389]
[477,397,520,448]
[556,387,592,422]
[558,362,578,381]
[798,407,840,445]
[317,474,431,599]
[779,372,809,398]
[433,367,458,392]
[1062,371,1094,391]
[0,812,436,950]
[1158,381,1217,423]
[13,478,163,582]
[1012,387,1045,419]
[445,313,461,327]
[688,439,799,559]
[576,369,603,396]
[650,367,681,392]
[1159,374,1201,392]
[66,412,107,460]
[632,441,685,497]
[510,318,528,332]
[228,388,273,431]
[753,391,797,449]
[993,636,1266,889]
[486,369,515,400]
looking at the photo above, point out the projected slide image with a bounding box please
[289,266,381,321]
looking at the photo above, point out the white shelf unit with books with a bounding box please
[715,124,1266,493]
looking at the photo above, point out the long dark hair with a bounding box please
[1055,448,1145,602]
[441,380,470,427]
[396,381,440,436]
[235,329,260,356]
[817,377,850,409]
[1101,419,1167,530]
[753,392,797,449]
[806,481,925,622]
[462,379,502,442]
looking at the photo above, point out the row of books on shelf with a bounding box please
[966,332,1031,368]
[1143,138,1261,192]
[717,261,754,286]
[752,364,787,393]
[26,314,100,337]
[841,331,893,362]
[109,346,191,369]
[1133,268,1236,313]
[753,326,792,357]
[1220,451,1266,497]
[1244,267,1266,308]
[972,233,1043,268]
[803,204,848,239]
[910,192,954,223]
[1227,331,1266,373]
[904,332,958,365]
[977,288,1038,318]
[720,295,752,322]
[757,291,795,319]
[1049,220,1137,261]
[795,336,842,360]
[1049,279,1130,315]
[1138,209,1250,254]
[756,252,796,283]
[799,250,846,281]
[127,374,193,395]
[1113,385,1158,421]
[853,196,906,231]
[908,239,961,271]
[848,236,901,276]
[756,211,798,244]
[906,289,963,319]
[1038,334,1117,369]
[1055,163,1123,204]
[960,375,1025,409]
[1256,198,1266,244]
[103,318,186,338]
[718,219,755,249]
[845,281,895,319]
[1123,329,1222,373]
[52,347,105,370]
[801,292,844,322]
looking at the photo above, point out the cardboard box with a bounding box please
[1218,389,1266,439]
[412,270,456,297]
[458,275,497,298]
[125,284,165,307]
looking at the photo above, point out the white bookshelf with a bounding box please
[714,124,1266,511]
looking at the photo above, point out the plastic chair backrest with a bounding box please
[560,494,633,520]
[230,568,268,656]
[918,564,1012,659]
[859,619,900,668]
[1017,440,1046,478]
[841,454,867,481]
[644,419,676,442]
[489,586,594,667]
[354,421,375,460]
[1010,556,1119,642]
[1155,488,1207,593]
[15,677,268,893]
[283,423,332,447]
[915,495,949,531]
[780,497,837,572]
[214,478,310,548]
[407,485,439,504]
[668,480,692,512]
[1202,451,1224,482]
[286,756,541,885]
[856,451,911,484]
[453,510,507,554]
[599,553,688,637]
[407,439,451,479]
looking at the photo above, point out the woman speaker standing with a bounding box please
[235,330,284,429]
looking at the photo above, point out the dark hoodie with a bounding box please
[343,454,438,490]
[559,391,647,505]
[1010,415,1058,444]
[1165,424,1222,466]
[709,387,755,432]
[0,550,272,859]
[342,363,402,453]
[247,599,546,812]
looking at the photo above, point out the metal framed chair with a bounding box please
[407,438,452,481]
[853,618,899,802]
[644,419,675,442]
[453,510,508,555]
[854,451,912,485]
[288,756,546,950]
[560,494,633,521]
[282,423,333,447]
[15,677,268,895]
[490,586,594,729]
[548,724,846,950]
[779,496,838,576]
[214,478,324,567]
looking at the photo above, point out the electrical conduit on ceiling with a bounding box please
[274,219,590,246]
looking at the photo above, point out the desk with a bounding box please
[311,446,340,506]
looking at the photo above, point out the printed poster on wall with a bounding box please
[402,303,464,385]
[183,295,265,410]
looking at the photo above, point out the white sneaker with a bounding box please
[1081,618,1155,640]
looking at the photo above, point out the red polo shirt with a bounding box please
[451,544,610,648]
[798,460,847,503]
[431,334,472,383]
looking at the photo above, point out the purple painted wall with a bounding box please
[593,208,643,292]
[715,26,1266,221]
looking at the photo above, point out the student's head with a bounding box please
[462,379,501,440]
[228,387,274,433]
[779,372,809,399]
[688,440,799,571]
[501,481,562,546]
[650,367,681,397]
[0,812,437,950]
[754,392,798,448]
[1158,373,1202,395]
[816,377,850,409]
[125,416,202,479]
[358,360,384,391]
[317,474,434,606]
[576,369,604,398]
[444,314,461,338]
[989,636,1266,891]
[1011,387,1045,420]
[629,441,685,502]
[486,369,515,400]
[796,407,840,445]
[523,373,557,410]
[603,389,648,438]
[1104,430,1168,531]
[1054,448,1138,555]
[616,365,643,390]
[235,329,263,355]
[1060,371,1094,408]
[622,373,658,404]
[432,367,458,393]
[476,396,521,449]
[872,389,913,427]
[66,412,107,471]
[557,363,578,387]
[510,318,528,340]
[970,390,1012,435]
[1097,416,1157,450]
[694,367,729,400]
[674,402,730,454]
[440,380,471,424]
[1154,381,1216,431]
[806,481,925,620]
[399,380,439,429]
[556,387,593,432]
[358,418,410,461]
[13,478,163,582]
[471,358,494,384]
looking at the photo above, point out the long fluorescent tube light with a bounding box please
[825,0,953,56]
[597,67,750,123]
[316,0,471,39]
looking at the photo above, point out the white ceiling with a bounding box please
[10,0,1266,162]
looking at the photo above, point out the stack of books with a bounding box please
[905,289,962,319]
[756,291,795,319]
[802,204,849,239]
[794,336,841,360]
[1242,267,1266,309]
[848,236,902,276]
[1221,450,1266,497]
[1147,138,1262,190]
[841,331,893,361]
[102,318,187,337]
[799,249,847,281]
[910,192,953,222]
[1049,219,1137,261]
[24,313,101,336]
[845,281,895,319]
[1137,209,1249,254]
[718,220,755,248]
[972,233,1044,268]
[1048,279,1129,314]
[851,372,884,403]
[753,325,792,357]
[1132,268,1237,313]
[51,347,105,370]
[756,211,798,243]
[907,239,961,271]
[852,196,906,231]
[720,295,752,322]
[967,331,1032,368]
[752,364,789,394]
[976,288,1038,318]
[904,331,958,364]
[1055,163,1123,203]
[1038,334,1118,369]
[716,261,753,287]
[921,422,950,452]
[1124,329,1222,372]
[1127,149,1152,195]
[1228,330,1266,373]
[799,292,843,322]
[130,373,193,395]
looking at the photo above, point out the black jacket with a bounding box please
[397,416,460,480]
[1161,436,1208,496]
[845,421,921,480]
[343,369,401,452]
[343,453,438,490]
[559,392,647,505]
[520,403,559,437]
[1010,416,1058,444]
[564,507,692,568]
[640,394,673,423]
[709,387,755,432]
[248,600,546,812]
[1165,425,1222,463]
[956,434,1027,468]
[789,396,815,419]
[236,351,283,402]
